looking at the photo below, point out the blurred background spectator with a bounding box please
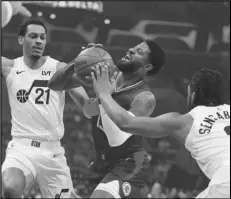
[1,1,229,198]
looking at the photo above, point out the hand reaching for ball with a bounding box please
[91,62,118,96]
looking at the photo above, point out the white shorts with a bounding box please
[196,166,230,198]
[95,180,121,198]
[2,138,76,198]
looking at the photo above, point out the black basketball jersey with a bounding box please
[91,81,151,164]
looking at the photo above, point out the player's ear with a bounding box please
[18,36,23,45]
[144,64,153,72]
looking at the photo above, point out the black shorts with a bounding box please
[93,151,150,198]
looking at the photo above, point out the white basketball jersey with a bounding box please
[6,56,65,141]
[185,104,230,180]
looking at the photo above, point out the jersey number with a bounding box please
[35,88,50,104]
[224,126,230,135]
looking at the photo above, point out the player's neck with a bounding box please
[122,73,143,88]
[23,55,46,70]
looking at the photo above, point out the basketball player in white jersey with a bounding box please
[1,18,86,198]
[92,65,230,198]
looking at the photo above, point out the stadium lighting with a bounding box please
[37,12,42,16]
[50,14,56,19]
[104,19,111,25]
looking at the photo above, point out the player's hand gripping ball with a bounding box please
[74,46,115,87]
[91,63,118,95]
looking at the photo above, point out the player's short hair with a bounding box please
[189,68,226,106]
[18,18,47,37]
[145,40,165,76]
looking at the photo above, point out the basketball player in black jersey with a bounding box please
[48,40,165,198]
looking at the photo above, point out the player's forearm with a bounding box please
[99,93,168,138]
[83,98,100,118]
[68,87,89,111]
[48,61,79,91]
[98,93,139,132]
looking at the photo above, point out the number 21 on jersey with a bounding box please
[16,88,50,104]
[35,88,50,104]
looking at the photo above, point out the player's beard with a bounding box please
[116,59,141,74]
[31,54,42,61]
[31,48,44,60]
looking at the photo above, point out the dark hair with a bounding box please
[18,18,47,37]
[145,40,165,75]
[189,68,226,107]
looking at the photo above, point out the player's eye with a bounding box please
[30,34,37,38]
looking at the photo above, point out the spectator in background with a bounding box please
[75,15,99,43]
[149,181,163,198]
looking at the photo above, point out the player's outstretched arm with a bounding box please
[99,93,181,138]
[1,56,13,79]
[48,61,81,91]
[49,62,90,112]
[48,44,102,91]
[50,62,100,115]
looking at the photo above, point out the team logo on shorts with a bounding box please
[122,182,131,196]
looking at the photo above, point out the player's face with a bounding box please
[117,42,151,73]
[20,24,47,59]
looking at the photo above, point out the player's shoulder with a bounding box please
[44,56,65,71]
[130,90,156,117]
[45,56,60,64]
[188,105,208,117]
[56,61,67,71]
[221,103,230,111]
[132,90,155,105]
[189,105,228,118]
[2,56,14,67]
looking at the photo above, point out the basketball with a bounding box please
[74,47,115,86]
